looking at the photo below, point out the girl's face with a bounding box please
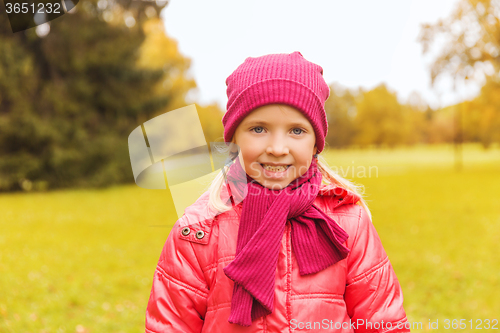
[232,104,318,190]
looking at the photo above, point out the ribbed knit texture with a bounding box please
[223,157,350,326]
[223,52,330,153]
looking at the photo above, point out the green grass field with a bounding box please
[1,143,499,332]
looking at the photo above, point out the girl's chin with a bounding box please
[258,181,288,191]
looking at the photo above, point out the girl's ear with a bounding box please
[313,146,318,155]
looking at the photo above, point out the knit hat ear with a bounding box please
[222,52,330,153]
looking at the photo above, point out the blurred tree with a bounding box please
[196,103,225,145]
[404,91,432,145]
[353,84,409,148]
[475,78,500,147]
[0,1,197,192]
[323,84,449,149]
[418,0,499,87]
[324,83,357,149]
[418,0,500,150]
[426,105,455,144]
[136,17,196,115]
[462,77,500,148]
[461,100,482,143]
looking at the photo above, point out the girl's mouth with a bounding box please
[260,164,291,179]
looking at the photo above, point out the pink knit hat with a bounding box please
[223,51,330,153]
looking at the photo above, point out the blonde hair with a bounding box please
[207,154,372,221]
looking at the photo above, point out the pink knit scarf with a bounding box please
[223,157,350,327]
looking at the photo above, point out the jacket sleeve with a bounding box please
[344,206,411,333]
[145,222,208,333]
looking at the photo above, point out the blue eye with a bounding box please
[292,128,304,135]
[252,126,264,133]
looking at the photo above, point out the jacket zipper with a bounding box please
[286,221,292,332]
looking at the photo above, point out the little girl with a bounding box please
[145,52,411,333]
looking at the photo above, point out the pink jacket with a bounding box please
[145,185,410,333]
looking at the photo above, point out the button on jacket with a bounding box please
[145,184,410,333]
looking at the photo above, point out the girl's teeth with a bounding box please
[263,164,289,172]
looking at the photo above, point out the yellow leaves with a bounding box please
[135,17,196,111]
[137,18,184,70]
[419,0,500,86]
[195,103,225,144]
[353,84,408,147]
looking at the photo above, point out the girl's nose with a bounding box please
[266,136,289,156]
